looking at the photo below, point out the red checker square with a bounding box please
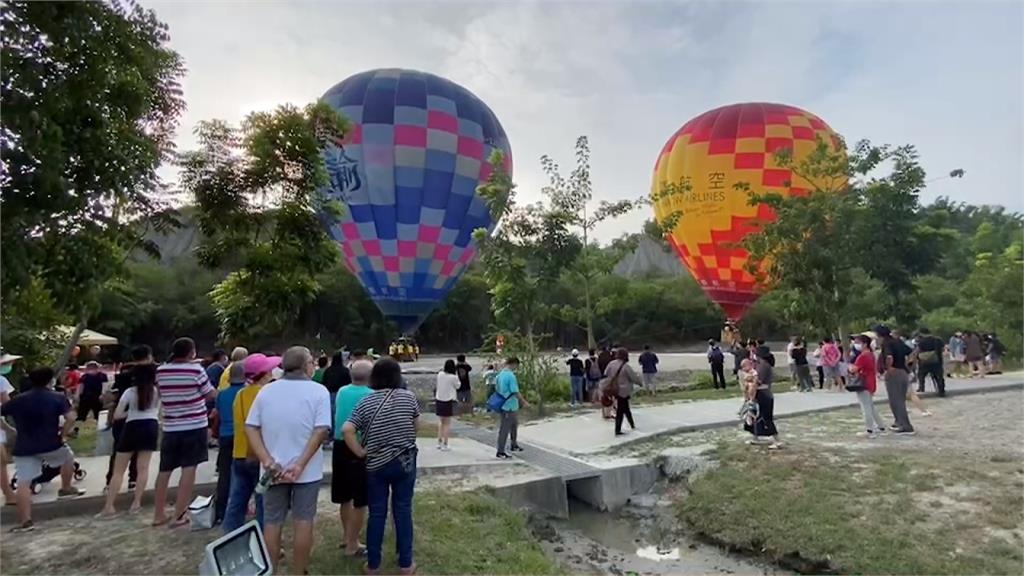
[807,117,826,129]
[708,138,736,155]
[341,123,362,145]
[341,243,354,257]
[766,137,793,153]
[363,239,382,257]
[340,222,359,239]
[382,256,400,273]
[789,187,809,197]
[459,247,476,263]
[479,162,493,181]
[394,125,427,147]
[689,114,717,143]
[733,153,765,170]
[762,169,791,188]
[397,240,417,258]
[457,137,484,160]
[736,123,765,138]
[765,112,789,125]
[440,261,456,276]
[427,111,459,133]
[791,126,815,140]
[342,257,356,273]
[418,226,441,243]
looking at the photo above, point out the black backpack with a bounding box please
[710,348,724,363]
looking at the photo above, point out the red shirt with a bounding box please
[63,370,81,393]
[853,351,877,394]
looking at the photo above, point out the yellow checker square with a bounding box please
[701,255,717,268]
[787,115,812,128]
[729,256,746,270]
[717,268,733,281]
[739,270,756,283]
[765,124,793,138]
[736,138,766,153]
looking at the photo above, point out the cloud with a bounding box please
[149,0,1023,242]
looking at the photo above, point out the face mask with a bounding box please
[853,343,864,351]
[0,365,10,375]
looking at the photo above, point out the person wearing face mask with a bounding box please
[848,335,885,438]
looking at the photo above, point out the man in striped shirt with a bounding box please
[152,337,217,528]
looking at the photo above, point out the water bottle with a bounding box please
[254,467,275,495]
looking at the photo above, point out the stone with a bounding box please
[629,493,658,508]
[657,445,718,482]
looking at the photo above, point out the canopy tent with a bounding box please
[56,326,119,346]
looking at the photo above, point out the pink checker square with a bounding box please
[433,244,452,262]
[382,256,400,272]
[363,240,382,257]
[457,137,484,159]
[427,111,458,133]
[398,240,417,258]
[418,226,441,243]
[441,261,456,275]
[341,222,359,239]
[394,125,427,147]
[458,247,476,263]
[342,243,354,257]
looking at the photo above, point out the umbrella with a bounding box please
[56,327,119,346]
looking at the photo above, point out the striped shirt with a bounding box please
[156,362,214,432]
[347,388,420,472]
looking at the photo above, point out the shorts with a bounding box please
[642,373,656,388]
[435,400,455,417]
[265,480,320,524]
[14,445,74,481]
[159,427,208,472]
[331,441,367,507]
[117,419,159,453]
[456,388,472,404]
[823,365,842,380]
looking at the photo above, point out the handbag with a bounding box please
[844,373,865,392]
[486,391,510,412]
[600,363,626,396]
[188,494,215,531]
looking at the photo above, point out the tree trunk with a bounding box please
[527,320,544,416]
[52,316,88,379]
[583,272,595,350]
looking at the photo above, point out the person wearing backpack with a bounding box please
[707,341,726,390]
[875,326,915,435]
[584,349,602,403]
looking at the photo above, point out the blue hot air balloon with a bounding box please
[319,69,512,333]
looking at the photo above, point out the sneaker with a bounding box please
[510,445,524,452]
[920,411,932,417]
[495,452,511,459]
[855,430,876,438]
[892,428,916,436]
[10,521,34,533]
[440,445,451,452]
[58,487,85,498]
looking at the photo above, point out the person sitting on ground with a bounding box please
[333,359,374,556]
[245,347,330,576]
[97,363,160,518]
[2,367,85,532]
[344,357,422,575]
[152,337,217,528]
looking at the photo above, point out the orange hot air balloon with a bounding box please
[651,102,844,320]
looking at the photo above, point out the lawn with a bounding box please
[66,419,99,456]
[676,398,1024,575]
[309,490,560,575]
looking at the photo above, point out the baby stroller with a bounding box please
[10,460,87,495]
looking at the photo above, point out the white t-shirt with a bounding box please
[785,342,796,365]
[435,372,460,402]
[245,377,331,484]
[0,375,13,444]
[115,386,161,422]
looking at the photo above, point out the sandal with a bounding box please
[168,510,189,529]
[342,544,367,557]
[94,511,120,520]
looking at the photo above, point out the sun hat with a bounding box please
[244,353,281,377]
[0,353,23,365]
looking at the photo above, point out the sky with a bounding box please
[148,0,1023,242]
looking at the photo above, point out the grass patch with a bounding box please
[678,440,1024,574]
[309,490,560,575]
[66,420,98,456]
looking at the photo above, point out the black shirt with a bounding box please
[455,362,472,392]
[80,372,108,399]
[879,338,910,372]
[790,347,808,366]
[1,389,71,456]
[322,364,352,395]
[566,357,585,377]
[916,335,943,353]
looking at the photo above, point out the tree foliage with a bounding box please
[180,103,349,340]
[1,0,185,367]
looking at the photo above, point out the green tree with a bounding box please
[180,103,350,340]
[1,0,185,369]
[541,136,636,349]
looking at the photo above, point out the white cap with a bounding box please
[571,348,579,356]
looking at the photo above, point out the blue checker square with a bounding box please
[426,129,458,154]
[394,149,426,172]
[395,74,427,107]
[395,200,421,227]
[380,239,397,256]
[425,75,455,99]
[426,95,456,115]
[419,207,444,227]
[438,227,459,246]
[349,204,374,223]
[356,221,376,239]
[396,223,419,241]
[394,105,427,126]
[421,173,450,208]
[425,149,456,173]
[454,156,481,179]
[414,260,432,274]
[442,195,472,228]
[451,173,479,196]
[371,206,397,239]
[458,118,483,139]
[362,124,395,146]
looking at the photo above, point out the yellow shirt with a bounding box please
[218,362,233,390]
[232,384,264,459]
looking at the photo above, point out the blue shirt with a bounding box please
[1,389,71,456]
[216,383,244,437]
[496,369,520,412]
[638,351,659,374]
[335,384,373,440]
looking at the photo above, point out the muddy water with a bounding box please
[538,494,787,575]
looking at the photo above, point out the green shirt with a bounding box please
[334,384,373,440]
[496,369,520,412]
[312,368,325,383]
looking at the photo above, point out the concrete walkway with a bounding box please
[516,372,1024,455]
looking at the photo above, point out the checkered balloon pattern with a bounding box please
[320,69,512,333]
[651,102,844,320]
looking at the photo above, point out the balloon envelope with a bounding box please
[320,69,512,333]
[651,102,843,320]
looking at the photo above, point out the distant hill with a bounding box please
[612,235,686,279]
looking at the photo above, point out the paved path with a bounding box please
[515,372,1024,455]
[406,351,738,374]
